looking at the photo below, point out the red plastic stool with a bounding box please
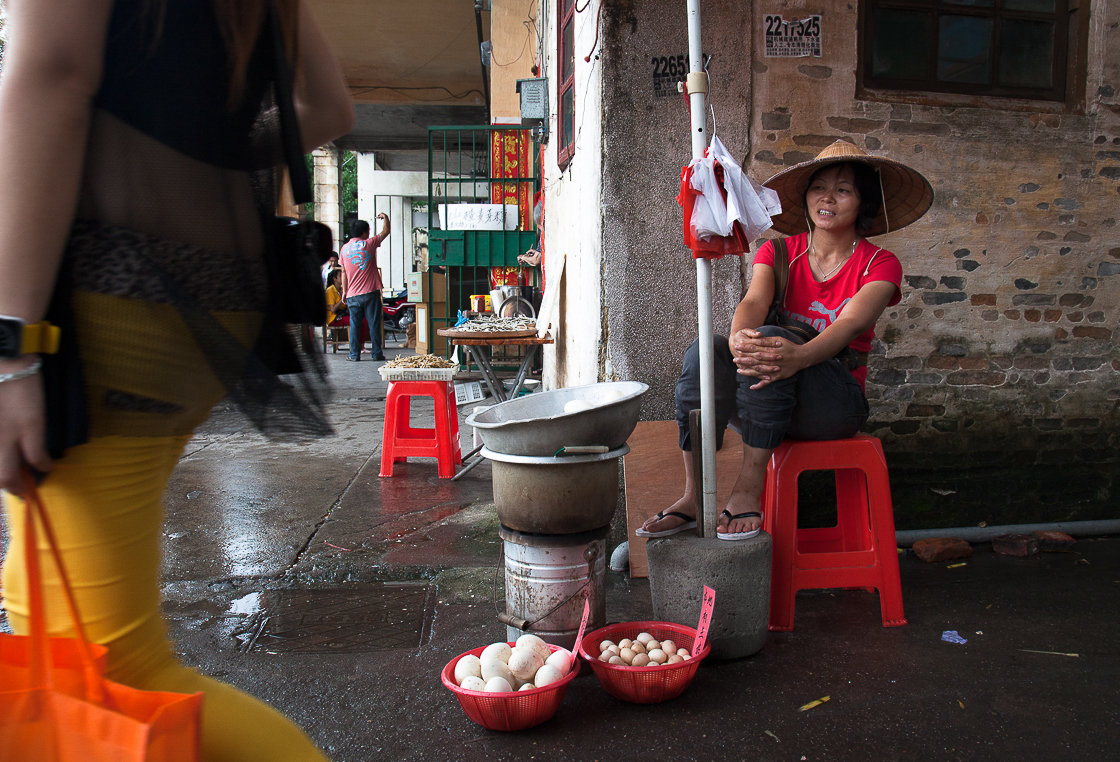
[379,380,462,479]
[761,434,906,630]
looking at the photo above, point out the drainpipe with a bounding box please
[894,519,1120,547]
[475,1,491,123]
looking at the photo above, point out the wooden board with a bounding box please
[624,420,745,578]
[438,327,537,339]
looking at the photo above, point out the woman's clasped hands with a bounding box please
[731,328,807,389]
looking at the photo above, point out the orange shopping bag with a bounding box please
[0,476,203,761]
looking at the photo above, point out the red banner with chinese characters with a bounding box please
[490,130,532,231]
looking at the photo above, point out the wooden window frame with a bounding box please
[556,0,576,169]
[860,0,1070,103]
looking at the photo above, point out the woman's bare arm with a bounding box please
[0,0,115,491]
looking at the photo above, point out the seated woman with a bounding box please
[325,267,347,326]
[637,140,932,541]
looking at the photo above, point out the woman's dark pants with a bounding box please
[674,327,869,452]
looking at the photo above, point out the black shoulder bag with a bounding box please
[267,4,331,327]
[764,237,866,371]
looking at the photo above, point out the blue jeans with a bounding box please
[675,327,868,451]
[346,291,383,360]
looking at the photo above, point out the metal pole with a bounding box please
[685,0,717,537]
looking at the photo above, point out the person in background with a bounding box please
[321,251,339,285]
[325,266,347,323]
[339,213,389,362]
[0,1,353,759]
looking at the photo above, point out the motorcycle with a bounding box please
[382,288,415,331]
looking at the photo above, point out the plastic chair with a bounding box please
[379,380,462,479]
[761,434,906,630]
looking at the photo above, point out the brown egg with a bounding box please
[619,647,636,664]
[631,652,651,667]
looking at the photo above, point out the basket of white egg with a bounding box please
[441,634,580,731]
[577,621,710,704]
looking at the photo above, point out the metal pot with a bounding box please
[466,381,648,456]
[482,446,628,535]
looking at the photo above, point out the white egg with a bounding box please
[515,633,552,664]
[631,652,651,667]
[660,639,677,655]
[507,646,544,681]
[483,676,513,693]
[604,645,620,657]
[453,655,483,684]
[563,399,593,414]
[518,683,536,691]
[648,648,667,664]
[480,642,512,664]
[458,675,487,691]
[480,656,515,686]
[598,651,613,662]
[599,639,616,653]
[635,632,653,645]
[608,655,624,665]
[533,664,563,688]
[545,649,571,675]
[619,647,635,664]
[666,655,684,665]
[676,648,690,658]
[646,640,661,651]
[618,638,633,650]
[630,641,646,654]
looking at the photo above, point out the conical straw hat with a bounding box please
[762,140,933,237]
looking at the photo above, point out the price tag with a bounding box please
[691,586,716,656]
[570,598,591,660]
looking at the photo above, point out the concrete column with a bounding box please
[312,144,343,251]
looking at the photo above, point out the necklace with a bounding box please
[810,239,858,281]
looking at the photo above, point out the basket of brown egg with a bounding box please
[577,621,710,704]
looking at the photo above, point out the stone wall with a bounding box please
[746,0,1120,522]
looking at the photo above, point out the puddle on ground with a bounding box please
[234,584,434,654]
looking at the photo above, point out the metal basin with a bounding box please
[483,446,628,534]
[466,381,649,456]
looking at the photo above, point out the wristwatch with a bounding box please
[0,315,61,358]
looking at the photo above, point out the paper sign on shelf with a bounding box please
[691,585,716,656]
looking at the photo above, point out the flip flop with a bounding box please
[634,510,697,538]
[716,510,762,541]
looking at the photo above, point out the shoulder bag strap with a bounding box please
[769,237,789,314]
[267,3,312,206]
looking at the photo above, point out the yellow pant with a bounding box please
[2,435,328,762]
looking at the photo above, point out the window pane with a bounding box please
[561,87,574,149]
[561,19,574,82]
[998,19,1054,88]
[938,15,992,84]
[871,9,932,79]
[1003,0,1055,11]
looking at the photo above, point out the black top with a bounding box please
[95,0,271,169]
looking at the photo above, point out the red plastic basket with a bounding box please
[578,621,709,704]
[441,643,580,731]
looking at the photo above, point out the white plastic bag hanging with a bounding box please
[686,135,781,243]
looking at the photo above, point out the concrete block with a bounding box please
[646,532,771,660]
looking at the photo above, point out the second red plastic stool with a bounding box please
[379,380,462,479]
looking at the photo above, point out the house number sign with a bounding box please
[764,14,822,58]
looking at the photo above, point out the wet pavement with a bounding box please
[10,341,1119,760]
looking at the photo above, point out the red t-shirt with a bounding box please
[754,233,902,386]
[340,234,385,297]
